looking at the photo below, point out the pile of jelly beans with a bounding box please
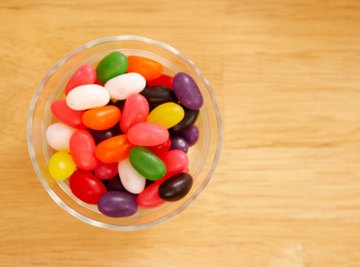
[46,51,203,217]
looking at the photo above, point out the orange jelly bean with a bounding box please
[82,105,121,131]
[95,134,133,163]
[127,56,163,81]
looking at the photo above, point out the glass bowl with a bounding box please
[27,35,222,231]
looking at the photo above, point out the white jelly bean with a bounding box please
[104,73,146,100]
[46,122,75,151]
[66,84,110,110]
[118,158,146,194]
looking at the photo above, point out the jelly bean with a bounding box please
[127,122,169,146]
[95,134,132,163]
[103,175,125,191]
[69,170,106,204]
[146,138,171,156]
[136,181,165,208]
[82,105,121,130]
[160,150,188,178]
[65,64,96,95]
[129,146,166,180]
[147,74,173,89]
[46,122,75,151]
[169,107,199,134]
[48,151,76,181]
[94,161,118,180]
[173,72,203,110]
[89,126,122,144]
[170,136,188,153]
[159,173,193,201]
[96,51,128,84]
[181,125,199,146]
[98,191,137,217]
[66,84,110,110]
[147,102,184,129]
[70,130,98,171]
[127,56,163,81]
[104,73,146,100]
[51,100,85,129]
[94,78,104,86]
[118,158,146,194]
[113,99,126,111]
[140,86,177,109]
[120,93,149,133]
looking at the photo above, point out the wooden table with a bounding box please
[1,0,360,266]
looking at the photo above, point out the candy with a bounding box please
[66,84,110,110]
[129,146,166,180]
[127,56,163,81]
[51,100,85,129]
[170,136,188,153]
[169,108,199,134]
[173,72,203,110]
[120,93,149,133]
[94,162,118,180]
[140,86,177,109]
[127,122,169,146]
[65,64,96,95]
[82,105,121,130]
[160,150,188,178]
[103,175,125,191]
[70,130,98,171]
[136,181,165,208]
[104,73,146,100]
[147,102,184,129]
[98,191,137,217]
[181,125,199,146]
[69,170,106,204]
[89,126,122,144]
[113,100,126,111]
[147,74,173,89]
[96,51,128,84]
[118,158,146,194]
[46,122,75,151]
[48,151,76,181]
[159,173,193,201]
[146,138,171,156]
[95,134,132,163]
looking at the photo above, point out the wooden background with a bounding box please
[1,0,360,266]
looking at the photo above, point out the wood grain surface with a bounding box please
[1,0,360,266]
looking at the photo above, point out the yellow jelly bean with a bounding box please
[147,102,185,129]
[49,151,76,181]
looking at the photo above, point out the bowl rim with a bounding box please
[27,35,223,231]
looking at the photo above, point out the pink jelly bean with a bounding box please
[94,161,118,180]
[120,93,149,133]
[70,130,98,171]
[160,150,188,178]
[51,100,86,129]
[65,64,96,95]
[127,122,169,146]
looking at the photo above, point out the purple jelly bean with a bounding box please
[104,175,125,191]
[170,136,189,153]
[173,72,203,110]
[181,125,199,146]
[98,191,138,217]
[89,126,122,144]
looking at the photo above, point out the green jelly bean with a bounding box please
[129,146,166,180]
[96,51,128,84]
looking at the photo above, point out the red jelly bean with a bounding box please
[120,93,149,133]
[94,161,118,180]
[136,181,165,208]
[95,134,133,163]
[69,170,106,204]
[51,100,86,129]
[82,105,121,131]
[127,122,169,146]
[70,130,98,171]
[147,74,174,89]
[160,150,188,178]
[146,138,171,156]
[127,56,163,81]
[65,64,96,95]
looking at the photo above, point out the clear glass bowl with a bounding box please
[27,35,222,231]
